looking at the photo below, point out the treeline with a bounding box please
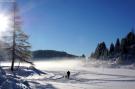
[90,30,135,64]
[32,50,79,59]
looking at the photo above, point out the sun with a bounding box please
[0,13,10,33]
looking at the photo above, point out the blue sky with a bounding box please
[9,0,135,56]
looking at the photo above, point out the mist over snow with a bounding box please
[0,58,85,70]
[34,58,84,71]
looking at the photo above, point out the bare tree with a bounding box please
[10,1,32,71]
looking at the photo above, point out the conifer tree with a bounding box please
[121,38,128,54]
[114,38,121,54]
[9,1,32,71]
[126,31,135,46]
[109,43,114,53]
[109,43,115,57]
[93,42,108,59]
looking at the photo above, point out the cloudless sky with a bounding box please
[3,0,135,56]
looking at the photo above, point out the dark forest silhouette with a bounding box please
[90,30,135,64]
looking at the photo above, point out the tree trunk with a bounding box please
[11,28,15,71]
[11,57,15,71]
[11,1,16,71]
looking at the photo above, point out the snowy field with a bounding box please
[0,59,135,89]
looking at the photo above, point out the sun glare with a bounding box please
[0,13,10,33]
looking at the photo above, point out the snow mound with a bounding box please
[0,67,31,89]
[1,79,30,89]
[0,66,47,89]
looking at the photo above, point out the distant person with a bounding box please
[67,71,70,79]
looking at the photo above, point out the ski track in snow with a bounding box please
[24,66,135,89]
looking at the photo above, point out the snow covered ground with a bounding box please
[0,59,135,89]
